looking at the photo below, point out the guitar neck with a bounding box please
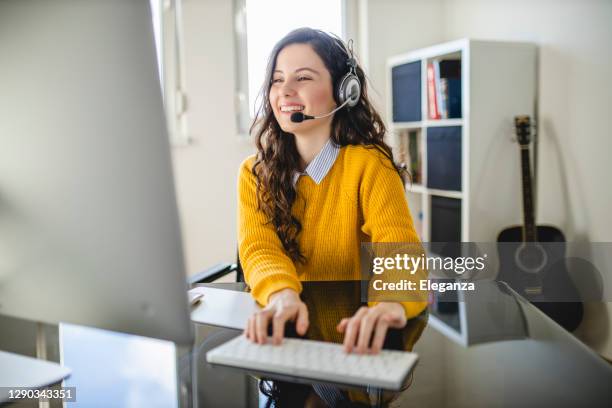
[520,146,537,242]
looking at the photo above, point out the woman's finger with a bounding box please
[336,318,349,333]
[343,318,360,353]
[249,315,257,342]
[272,309,291,345]
[370,314,390,354]
[356,308,381,354]
[296,303,309,335]
[255,310,271,344]
[343,307,369,353]
[245,316,253,341]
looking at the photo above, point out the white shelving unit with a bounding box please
[387,38,537,243]
[387,39,537,345]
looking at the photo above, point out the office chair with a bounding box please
[187,251,244,286]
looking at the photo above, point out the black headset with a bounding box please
[335,38,361,109]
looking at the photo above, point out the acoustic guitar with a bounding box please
[497,116,583,332]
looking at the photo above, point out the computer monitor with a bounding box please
[0,0,193,344]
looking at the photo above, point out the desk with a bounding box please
[1,281,611,407]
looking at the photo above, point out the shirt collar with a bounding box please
[293,139,340,186]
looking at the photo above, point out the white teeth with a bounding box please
[280,105,304,112]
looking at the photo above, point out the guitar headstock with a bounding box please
[514,115,532,146]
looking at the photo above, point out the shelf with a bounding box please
[427,188,463,199]
[391,119,463,130]
[392,121,423,129]
[424,119,463,127]
[387,39,468,67]
[405,185,463,198]
[405,184,425,194]
[427,51,462,62]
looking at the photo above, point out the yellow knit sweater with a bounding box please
[238,144,428,318]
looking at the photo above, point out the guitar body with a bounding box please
[497,225,583,332]
[496,116,583,332]
[498,224,565,244]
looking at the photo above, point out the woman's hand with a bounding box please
[244,288,309,345]
[336,303,406,354]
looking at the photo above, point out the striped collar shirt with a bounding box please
[293,139,340,186]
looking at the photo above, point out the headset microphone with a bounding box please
[290,84,358,123]
[290,97,353,123]
[290,112,314,123]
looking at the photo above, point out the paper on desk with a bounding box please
[189,286,260,330]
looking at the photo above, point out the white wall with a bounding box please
[439,0,612,359]
[171,0,254,275]
[361,0,444,123]
[442,0,612,242]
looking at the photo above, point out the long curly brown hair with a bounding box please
[250,28,405,263]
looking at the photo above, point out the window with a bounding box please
[150,0,190,146]
[234,0,345,135]
[150,0,163,87]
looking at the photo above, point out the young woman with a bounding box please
[239,27,427,355]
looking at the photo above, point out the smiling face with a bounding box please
[269,43,337,135]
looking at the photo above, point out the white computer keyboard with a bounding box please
[206,335,419,390]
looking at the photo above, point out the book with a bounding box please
[439,59,461,78]
[408,130,421,184]
[427,62,439,119]
[439,60,462,118]
[439,78,449,119]
[433,60,445,119]
[447,78,462,118]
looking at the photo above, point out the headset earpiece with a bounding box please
[337,73,361,108]
[336,40,361,108]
